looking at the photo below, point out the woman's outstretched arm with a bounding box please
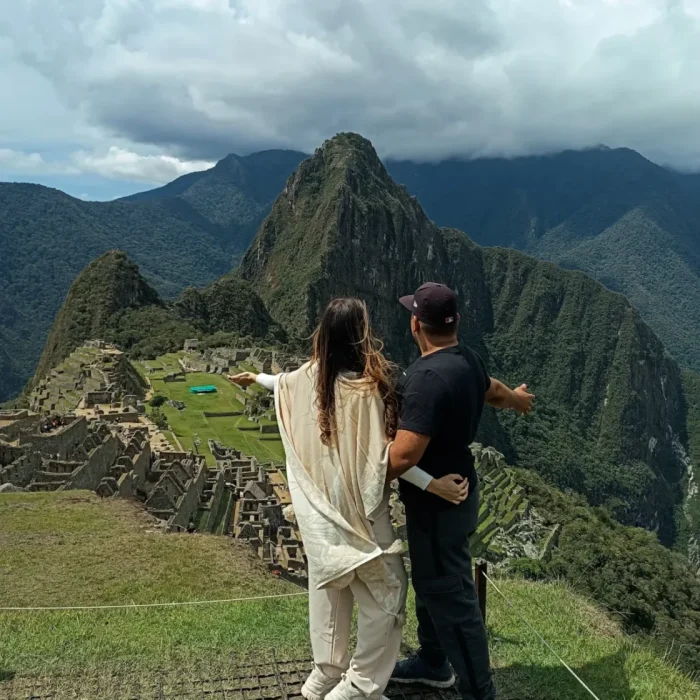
[227,371,276,391]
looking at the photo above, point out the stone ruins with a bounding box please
[1,339,558,586]
[180,345,305,378]
[29,343,146,415]
[210,439,307,581]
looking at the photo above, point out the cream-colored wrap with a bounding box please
[274,362,406,622]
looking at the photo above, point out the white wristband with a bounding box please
[399,466,433,491]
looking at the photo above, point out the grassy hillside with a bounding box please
[1,491,698,700]
[511,468,700,674]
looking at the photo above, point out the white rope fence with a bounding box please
[0,591,308,612]
[483,572,602,700]
[1,573,602,698]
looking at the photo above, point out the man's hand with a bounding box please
[427,474,469,505]
[227,371,257,387]
[512,384,535,415]
[486,378,535,414]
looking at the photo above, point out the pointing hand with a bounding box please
[512,384,535,415]
[227,372,257,387]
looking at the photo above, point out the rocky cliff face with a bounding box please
[241,133,688,543]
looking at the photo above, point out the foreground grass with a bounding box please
[1,493,698,699]
[135,361,285,464]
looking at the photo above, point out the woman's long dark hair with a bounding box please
[311,298,398,446]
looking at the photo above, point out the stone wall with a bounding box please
[200,470,226,533]
[202,411,242,418]
[0,451,40,487]
[0,443,25,467]
[116,471,138,498]
[85,391,114,407]
[168,463,208,532]
[62,435,122,491]
[0,414,40,443]
[131,441,151,485]
[21,417,88,459]
[158,451,190,462]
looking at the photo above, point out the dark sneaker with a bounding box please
[391,655,456,688]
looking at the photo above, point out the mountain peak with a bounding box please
[240,133,445,348]
[314,132,391,186]
[32,251,162,384]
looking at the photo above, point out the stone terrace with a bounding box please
[29,343,145,415]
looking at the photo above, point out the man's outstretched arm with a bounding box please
[486,379,535,414]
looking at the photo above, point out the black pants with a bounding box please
[405,486,496,700]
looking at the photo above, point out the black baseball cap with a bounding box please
[399,282,458,328]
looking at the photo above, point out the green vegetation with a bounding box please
[0,185,226,401]
[510,468,700,675]
[135,363,284,464]
[388,148,700,372]
[679,370,700,568]
[0,150,306,402]
[32,251,167,385]
[1,491,698,699]
[29,251,287,396]
[175,274,287,346]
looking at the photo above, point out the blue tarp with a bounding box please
[189,385,217,394]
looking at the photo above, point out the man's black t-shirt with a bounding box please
[398,345,490,509]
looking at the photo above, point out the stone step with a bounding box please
[35,471,72,481]
[28,481,64,492]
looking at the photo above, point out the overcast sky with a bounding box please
[2,0,700,199]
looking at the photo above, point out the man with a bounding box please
[388,282,534,700]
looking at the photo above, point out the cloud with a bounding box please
[0,148,77,175]
[2,0,700,169]
[0,149,48,173]
[0,145,210,185]
[72,147,214,184]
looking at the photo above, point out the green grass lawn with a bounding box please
[138,365,285,465]
[1,492,698,699]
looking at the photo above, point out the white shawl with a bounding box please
[273,362,405,620]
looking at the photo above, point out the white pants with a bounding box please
[308,507,407,699]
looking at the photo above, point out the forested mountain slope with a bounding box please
[0,151,305,401]
[121,149,306,255]
[387,148,700,372]
[31,250,284,389]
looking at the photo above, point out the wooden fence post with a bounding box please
[475,561,487,623]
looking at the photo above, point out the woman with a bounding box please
[229,298,466,700]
